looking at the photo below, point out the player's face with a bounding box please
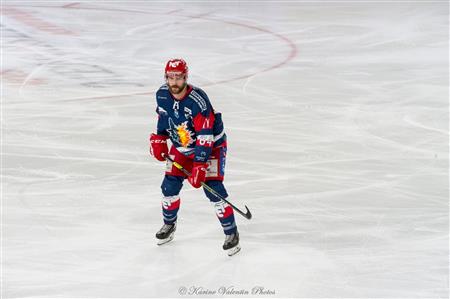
[166,73,187,94]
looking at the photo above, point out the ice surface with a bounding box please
[2,1,449,298]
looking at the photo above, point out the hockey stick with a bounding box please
[163,154,252,220]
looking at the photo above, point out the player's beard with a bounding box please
[169,82,187,95]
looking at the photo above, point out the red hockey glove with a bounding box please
[149,133,168,162]
[188,162,208,188]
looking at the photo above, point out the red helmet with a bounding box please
[165,58,188,78]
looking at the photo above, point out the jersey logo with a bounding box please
[168,119,195,148]
[184,107,192,119]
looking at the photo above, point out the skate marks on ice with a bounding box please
[3,1,449,298]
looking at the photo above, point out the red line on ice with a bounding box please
[57,4,298,88]
[7,3,297,102]
[3,6,77,35]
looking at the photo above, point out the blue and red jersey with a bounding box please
[155,84,226,163]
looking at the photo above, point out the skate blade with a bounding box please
[227,245,241,256]
[157,233,174,246]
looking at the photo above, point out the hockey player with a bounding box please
[149,58,240,256]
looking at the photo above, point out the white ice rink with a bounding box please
[3,1,449,298]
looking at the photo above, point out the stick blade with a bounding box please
[244,205,252,220]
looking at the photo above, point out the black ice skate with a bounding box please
[223,231,240,256]
[156,222,176,245]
